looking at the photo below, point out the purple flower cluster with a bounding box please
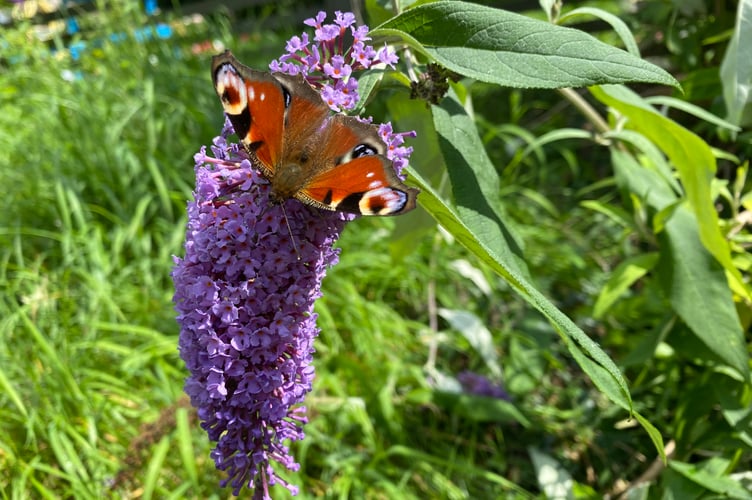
[173,127,348,497]
[457,371,510,401]
[173,11,416,498]
[270,10,399,111]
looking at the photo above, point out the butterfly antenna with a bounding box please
[279,203,301,260]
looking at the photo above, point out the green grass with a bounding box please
[0,7,225,497]
[1,1,751,499]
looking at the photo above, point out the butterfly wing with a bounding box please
[296,116,419,216]
[298,155,418,215]
[211,51,286,175]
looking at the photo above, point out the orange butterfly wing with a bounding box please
[211,52,285,173]
[299,155,417,215]
[297,115,418,215]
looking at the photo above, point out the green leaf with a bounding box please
[518,187,561,218]
[656,206,750,380]
[432,95,527,274]
[713,375,752,427]
[387,91,442,257]
[609,144,677,210]
[559,6,641,57]
[351,69,386,115]
[0,366,28,419]
[630,412,666,464]
[669,460,752,499]
[520,128,594,160]
[644,96,742,132]
[592,84,751,303]
[610,147,748,379]
[388,91,446,189]
[406,95,636,427]
[364,0,397,28]
[176,407,198,486]
[720,0,752,127]
[47,425,90,485]
[439,308,501,377]
[605,129,681,195]
[143,437,171,500]
[579,200,633,229]
[373,1,678,89]
[592,252,659,319]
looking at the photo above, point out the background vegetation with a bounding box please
[1,0,750,498]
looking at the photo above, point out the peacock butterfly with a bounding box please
[211,50,419,216]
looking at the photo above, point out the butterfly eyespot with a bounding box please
[359,188,409,215]
[214,63,247,114]
[353,144,377,158]
[281,86,292,109]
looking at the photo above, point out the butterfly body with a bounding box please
[211,51,419,216]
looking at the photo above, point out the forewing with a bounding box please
[211,51,284,174]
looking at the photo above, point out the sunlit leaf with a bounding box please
[593,252,659,319]
[374,1,679,89]
[720,0,752,127]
